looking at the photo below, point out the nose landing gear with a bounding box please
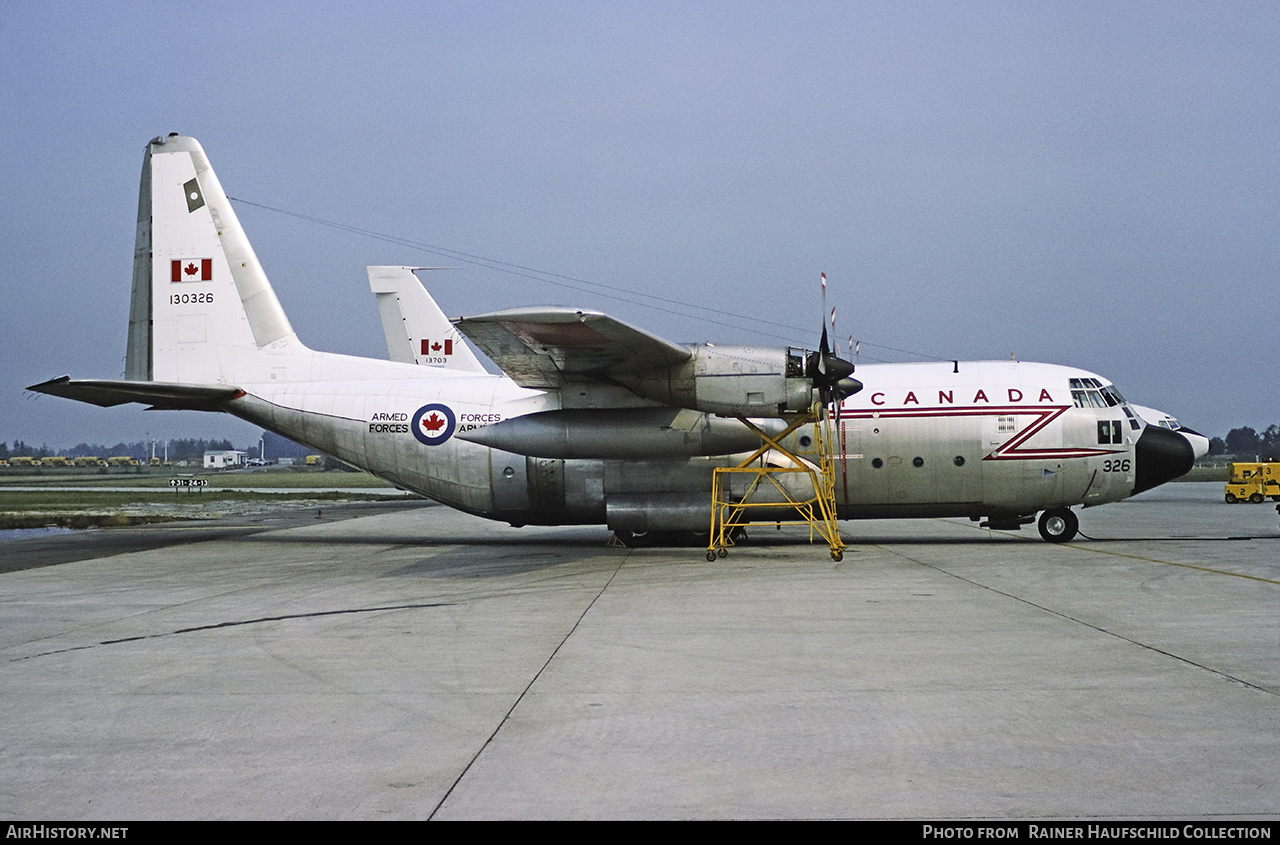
[1038,508,1079,543]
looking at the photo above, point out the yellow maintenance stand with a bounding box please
[707,402,845,562]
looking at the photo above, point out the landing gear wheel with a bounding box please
[1038,508,1079,543]
[1226,493,1238,504]
[1250,493,1264,504]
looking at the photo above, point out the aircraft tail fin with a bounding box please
[126,134,304,385]
[368,266,486,373]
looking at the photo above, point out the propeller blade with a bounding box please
[807,272,861,414]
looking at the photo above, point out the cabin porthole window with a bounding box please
[953,456,965,467]
[912,457,924,468]
[871,458,883,469]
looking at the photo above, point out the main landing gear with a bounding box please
[1037,508,1079,543]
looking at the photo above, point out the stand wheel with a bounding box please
[831,550,843,561]
[706,551,717,562]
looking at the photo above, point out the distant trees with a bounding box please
[3,438,239,462]
[1,440,49,459]
[1,434,315,464]
[1223,425,1280,460]
[261,431,313,461]
[166,438,235,462]
[1226,427,1261,456]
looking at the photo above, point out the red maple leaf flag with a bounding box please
[422,413,446,432]
[420,339,453,357]
[170,258,212,282]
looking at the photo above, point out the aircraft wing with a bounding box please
[26,377,243,411]
[453,308,691,389]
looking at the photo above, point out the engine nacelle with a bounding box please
[616,345,819,417]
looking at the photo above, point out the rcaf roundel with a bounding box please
[411,403,457,446]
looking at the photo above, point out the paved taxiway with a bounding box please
[2,482,1277,820]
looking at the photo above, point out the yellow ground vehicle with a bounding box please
[39,456,71,467]
[1224,462,1280,504]
[305,455,322,465]
[107,455,140,467]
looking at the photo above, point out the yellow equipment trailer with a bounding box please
[1225,462,1280,503]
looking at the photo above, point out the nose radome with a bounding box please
[1133,425,1196,494]
[1178,427,1211,461]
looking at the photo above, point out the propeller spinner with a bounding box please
[806,329,860,414]
[806,274,861,415]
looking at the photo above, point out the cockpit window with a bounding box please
[1071,379,1128,410]
[1072,389,1107,408]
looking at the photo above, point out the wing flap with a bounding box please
[453,308,691,389]
[27,377,244,410]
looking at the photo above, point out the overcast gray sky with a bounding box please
[3,1,1277,448]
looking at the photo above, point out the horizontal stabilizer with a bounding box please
[27,376,244,410]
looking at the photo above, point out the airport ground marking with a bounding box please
[1064,544,1280,587]
[8,602,456,662]
[883,544,1277,697]
[953,517,1280,586]
[428,546,632,820]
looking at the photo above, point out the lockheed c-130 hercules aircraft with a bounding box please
[28,135,1209,558]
